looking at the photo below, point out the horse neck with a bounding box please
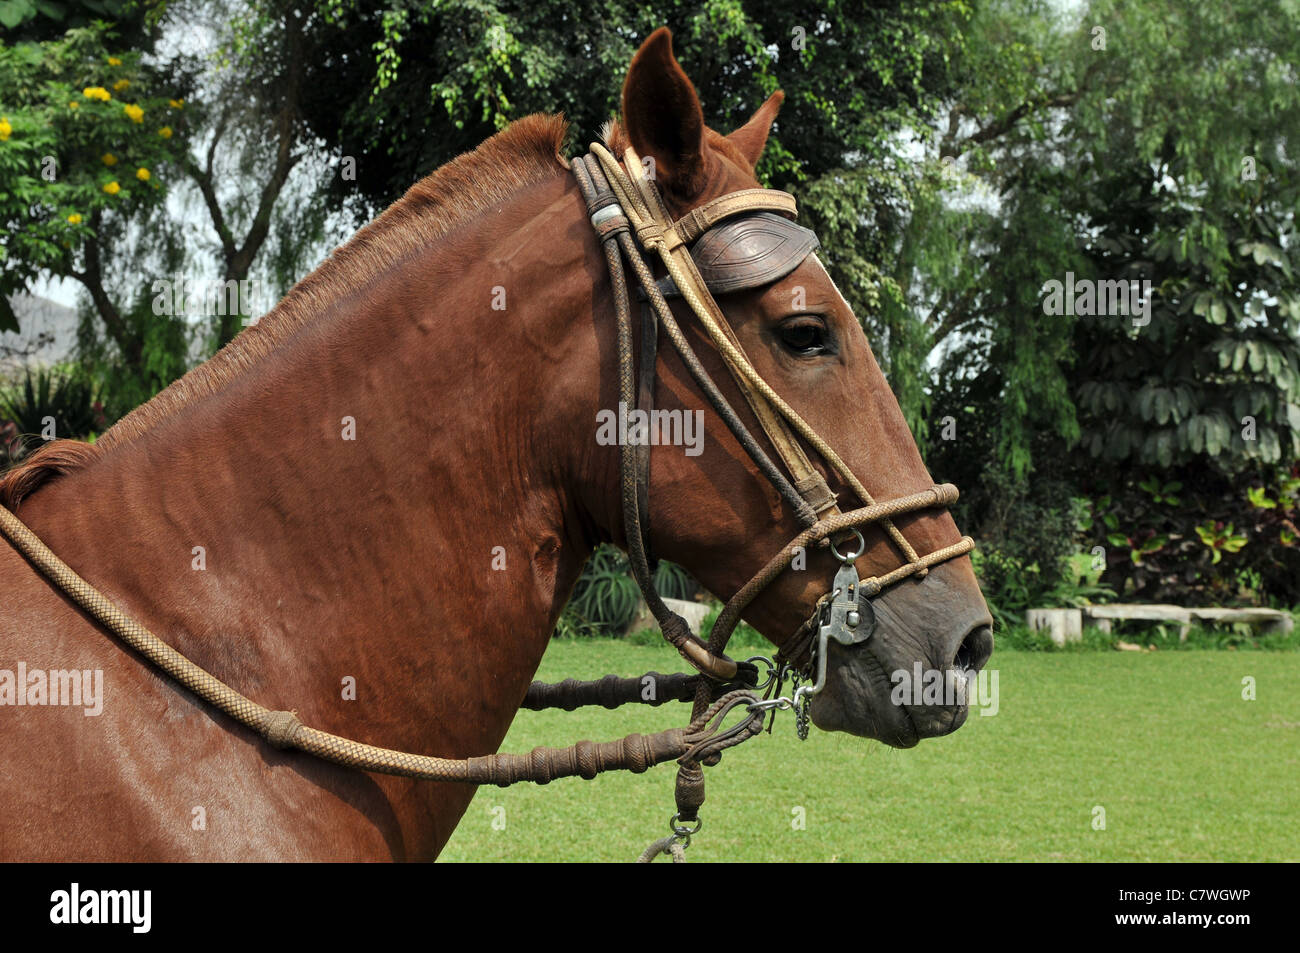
[17,171,601,759]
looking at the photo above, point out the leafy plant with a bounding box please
[567,546,642,634]
[561,544,700,637]
[1138,477,1183,506]
[1194,521,1248,564]
[0,364,105,466]
[1080,464,1300,605]
[552,605,603,640]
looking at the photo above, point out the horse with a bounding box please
[0,28,992,861]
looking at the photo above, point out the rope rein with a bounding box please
[0,503,762,785]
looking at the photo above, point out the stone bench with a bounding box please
[1026,604,1294,646]
[628,596,712,637]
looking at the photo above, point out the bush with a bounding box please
[965,481,1103,629]
[1080,464,1300,606]
[0,364,107,468]
[555,544,698,638]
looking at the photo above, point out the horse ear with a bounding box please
[621,27,710,199]
[727,90,784,169]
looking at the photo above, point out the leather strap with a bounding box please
[670,189,799,245]
[609,144,842,521]
[637,298,658,569]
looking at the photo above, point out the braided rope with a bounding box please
[637,836,688,863]
[708,487,974,650]
[0,504,759,785]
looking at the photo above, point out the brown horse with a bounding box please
[0,29,991,861]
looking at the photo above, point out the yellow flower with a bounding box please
[136,167,150,181]
[107,57,122,66]
[102,153,117,166]
[123,103,144,123]
[103,181,121,195]
[69,101,79,110]
[83,87,111,102]
[113,79,130,92]
[168,99,184,109]
[0,118,10,141]
[158,125,173,139]
[67,213,83,224]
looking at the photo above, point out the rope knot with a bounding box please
[634,220,666,250]
[261,709,302,749]
[659,612,692,649]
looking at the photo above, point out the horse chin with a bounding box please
[807,642,922,748]
[803,561,993,748]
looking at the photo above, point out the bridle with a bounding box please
[0,138,976,863]
[569,142,974,728]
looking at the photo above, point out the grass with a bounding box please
[440,639,1300,862]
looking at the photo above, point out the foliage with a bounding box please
[925,0,1300,606]
[0,0,154,41]
[565,545,643,634]
[973,535,1114,634]
[557,543,699,637]
[282,0,972,430]
[0,363,105,466]
[1080,464,1300,604]
[3,0,1299,613]
[0,19,189,337]
[1070,153,1300,474]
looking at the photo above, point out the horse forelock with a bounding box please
[0,113,571,508]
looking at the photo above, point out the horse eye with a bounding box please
[779,318,828,356]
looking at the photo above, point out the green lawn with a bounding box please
[440,640,1299,862]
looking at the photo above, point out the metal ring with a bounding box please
[747,696,793,712]
[829,528,865,563]
[744,655,777,691]
[670,812,703,837]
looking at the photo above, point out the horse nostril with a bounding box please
[954,625,993,673]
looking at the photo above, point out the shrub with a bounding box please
[555,544,699,638]
[1080,464,1300,605]
[0,364,106,468]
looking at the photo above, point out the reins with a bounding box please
[0,140,974,862]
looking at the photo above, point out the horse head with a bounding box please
[584,28,993,747]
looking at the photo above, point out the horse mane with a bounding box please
[0,114,570,510]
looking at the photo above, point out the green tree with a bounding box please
[0,21,189,350]
[928,0,1300,603]
[289,0,971,412]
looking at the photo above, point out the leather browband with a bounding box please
[637,212,821,300]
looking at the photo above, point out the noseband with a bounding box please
[570,143,974,725]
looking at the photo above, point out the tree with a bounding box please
[2,0,339,412]
[290,0,971,403]
[927,0,1300,602]
[0,19,191,360]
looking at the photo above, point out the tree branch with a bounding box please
[928,284,978,350]
[939,56,1100,158]
[73,211,141,366]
